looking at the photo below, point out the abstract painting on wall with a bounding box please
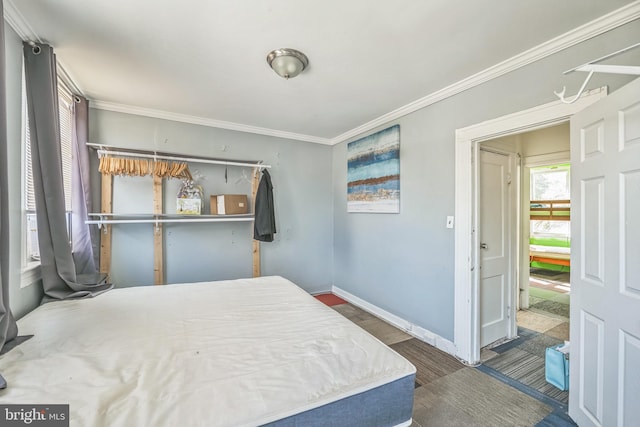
[347,125,400,213]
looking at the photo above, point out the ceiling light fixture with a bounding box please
[266,48,309,80]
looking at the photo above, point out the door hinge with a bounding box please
[506,173,512,185]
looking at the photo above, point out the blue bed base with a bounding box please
[261,373,415,427]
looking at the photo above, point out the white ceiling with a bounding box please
[5,0,638,143]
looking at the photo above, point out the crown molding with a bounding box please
[3,0,39,41]
[90,101,332,145]
[329,1,640,145]
[56,60,85,96]
[6,0,639,146]
[5,0,85,97]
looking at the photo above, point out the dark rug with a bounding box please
[531,268,565,278]
[485,328,568,404]
[476,365,577,427]
[530,299,570,318]
[491,327,538,354]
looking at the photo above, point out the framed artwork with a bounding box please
[347,125,400,213]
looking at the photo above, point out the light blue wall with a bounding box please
[4,23,43,319]
[89,110,334,293]
[9,15,638,332]
[332,21,640,341]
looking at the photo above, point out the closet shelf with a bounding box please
[91,142,267,283]
[86,213,254,226]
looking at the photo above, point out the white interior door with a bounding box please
[569,77,640,427]
[479,149,514,347]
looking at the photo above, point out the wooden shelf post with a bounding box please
[252,169,261,278]
[153,175,164,285]
[99,172,113,276]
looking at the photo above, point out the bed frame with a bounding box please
[530,199,571,269]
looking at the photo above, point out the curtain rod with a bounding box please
[87,143,270,169]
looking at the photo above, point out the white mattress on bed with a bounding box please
[530,244,571,260]
[0,276,415,426]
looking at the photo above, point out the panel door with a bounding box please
[569,77,640,427]
[479,150,513,347]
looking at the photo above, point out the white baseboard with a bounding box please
[332,286,457,357]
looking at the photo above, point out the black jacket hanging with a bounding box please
[254,169,276,242]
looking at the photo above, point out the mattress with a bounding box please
[0,276,415,426]
[530,244,571,260]
[529,245,571,265]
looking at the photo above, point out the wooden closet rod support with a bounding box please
[86,143,271,169]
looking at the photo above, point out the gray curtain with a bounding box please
[71,96,98,274]
[1,0,19,386]
[23,42,111,301]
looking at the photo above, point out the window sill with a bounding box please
[20,262,41,288]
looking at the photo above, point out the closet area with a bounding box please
[86,143,271,285]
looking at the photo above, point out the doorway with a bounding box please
[453,86,606,366]
[479,125,572,404]
[455,79,639,426]
[528,162,571,321]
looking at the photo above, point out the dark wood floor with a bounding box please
[331,303,557,427]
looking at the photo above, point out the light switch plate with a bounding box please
[446,216,454,228]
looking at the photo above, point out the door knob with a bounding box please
[480,243,488,249]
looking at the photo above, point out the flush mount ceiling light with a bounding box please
[266,48,309,79]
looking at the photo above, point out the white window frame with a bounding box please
[529,164,571,239]
[530,164,571,200]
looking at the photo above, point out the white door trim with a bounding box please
[523,150,570,167]
[453,87,607,364]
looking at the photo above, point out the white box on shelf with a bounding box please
[177,198,201,215]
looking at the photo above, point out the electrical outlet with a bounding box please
[446,216,454,228]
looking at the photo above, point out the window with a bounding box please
[530,164,570,237]
[22,72,74,284]
[531,164,570,201]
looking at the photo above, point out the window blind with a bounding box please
[24,79,74,212]
[23,75,35,211]
[58,82,73,212]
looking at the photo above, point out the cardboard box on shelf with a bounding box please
[210,194,249,215]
